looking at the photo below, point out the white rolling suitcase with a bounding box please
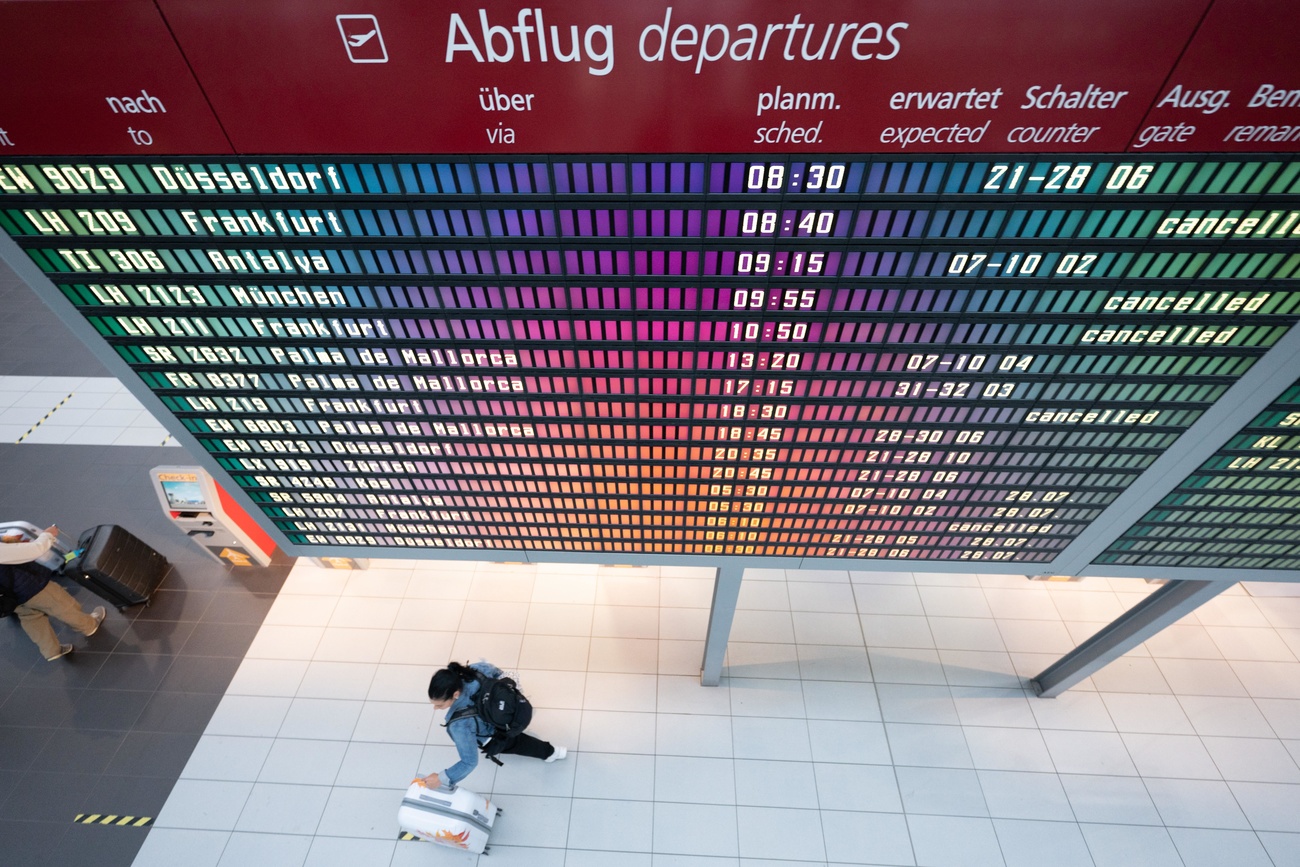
[397,779,501,854]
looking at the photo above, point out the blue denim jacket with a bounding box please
[440,660,502,785]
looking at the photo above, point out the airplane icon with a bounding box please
[336,14,388,63]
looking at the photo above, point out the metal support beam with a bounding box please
[700,564,745,686]
[1045,321,1300,576]
[1031,579,1230,697]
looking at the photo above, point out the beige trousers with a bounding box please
[15,581,98,659]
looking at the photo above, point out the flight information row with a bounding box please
[59,283,1298,317]
[8,205,1300,242]
[26,244,1300,282]
[20,243,1300,283]
[4,157,1298,198]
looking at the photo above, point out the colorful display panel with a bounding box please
[3,153,1299,563]
[1096,380,1300,570]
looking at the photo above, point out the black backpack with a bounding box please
[448,670,533,762]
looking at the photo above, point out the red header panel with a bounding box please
[0,0,231,155]
[157,0,1207,154]
[1129,0,1300,152]
[6,0,1298,155]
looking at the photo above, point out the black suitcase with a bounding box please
[66,524,169,609]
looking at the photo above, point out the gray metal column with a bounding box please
[1031,579,1230,697]
[1045,321,1300,576]
[700,563,745,686]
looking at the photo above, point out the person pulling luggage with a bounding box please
[0,525,105,661]
[419,660,567,789]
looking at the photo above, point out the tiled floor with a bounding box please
[127,560,1300,867]
[0,375,176,447]
[0,254,294,866]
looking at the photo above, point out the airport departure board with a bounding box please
[1,0,1299,569]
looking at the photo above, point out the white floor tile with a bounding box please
[727,677,805,718]
[906,815,1003,866]
[1040,730,1138,776]
[1168,827,1276,867]
[726,642,802,680]
[295,661,377,700]
[181,735,274,782]
[257,738,348,786]
[1177,695,1276,737]
[302,837,397,867]
[326,596,401,629]
[1101,693,1194,734]
[578,709,657,754]
[734,759,819,809]
[205,695,293,737]
[155,779,253,830]
[994,818,1093,867]
[653,802,739,858]
[807,719,892,765]
[795,644,873,682]
[1080,823,1183,867]
[729,609,795,644]
[216,832,312,867]
[657,675,732,716]
[391,597,464,631]
[852,582,925,616]
[728,716,809,762]
[860,613,935,649]
[1228,780,1300,831]
[234,782,331,834]
[366,663,435,703]
[801,680,881,722]
[929,617,1008,651]
[886,722,972,768]
[486,793,573,848]
[657,713,733,758]
[587,637,658,673]
[131,828,230,867]
[582,672,657,712]
[316,785,405,839]
[567,796,653,852]
[572,752,656,801]
[351,700,434,744]
[979,770,1073,821]
[964,726,1054,772]
[655,755,736,805]
[737,806,825,862]
[1201,735,1300,783]
[520,634,593,671]
[821,809,912,865]
[380,629,456,665]
[950,687,1038,729]
[791,611,863,646]
[333,741,425,789]
[591,604,658,638]
[869,647,947,685]
[895,766,987,816]
[311,627,391,663]
[527,603,595,636]
[1143,778,1251,829]
[1256,697,1300,738]
[226,658,310,697]
[1059,774,1162,825]
[277,697,364,740]
[875,684,960,725]
[1122,732,1222,779]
